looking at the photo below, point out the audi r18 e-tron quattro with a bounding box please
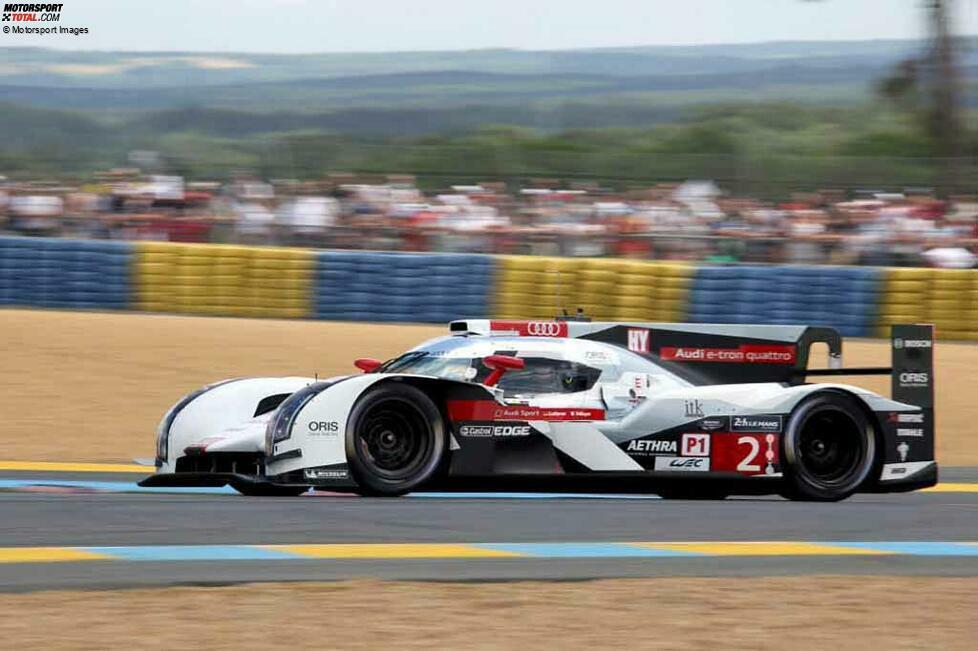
[141,319,937,501]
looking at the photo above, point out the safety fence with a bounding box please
[2,237,978,341]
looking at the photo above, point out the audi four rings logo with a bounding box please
[526,321,562,336]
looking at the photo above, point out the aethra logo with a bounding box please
[626,439,676,453]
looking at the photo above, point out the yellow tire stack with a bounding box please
[608,261,691,323]
[875,268,932,338]
[134,242,314,319]
[923,269,978,341]
[491,255,692,323]
[573,258,621,320]
[492,255,579,319]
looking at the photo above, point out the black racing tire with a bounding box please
[232,482,310,497]
[781,392,877,502]
[345,382,446,496]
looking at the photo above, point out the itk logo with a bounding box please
[627,328,650,354]
[681,433,710,457]
[683,399,704,418]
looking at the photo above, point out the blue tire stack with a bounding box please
[0,237,131,310]
[688,265,880,337]
[314,251,494,323]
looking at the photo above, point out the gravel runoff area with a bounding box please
[1,577,976,650]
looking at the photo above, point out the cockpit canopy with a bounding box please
[383,335,686,397]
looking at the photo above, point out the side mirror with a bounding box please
[354,358,382,373]
[482,354,525,386]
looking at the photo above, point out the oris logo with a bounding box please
[899,372,929,386]
[308,421,340,434]
[526,321,563,337]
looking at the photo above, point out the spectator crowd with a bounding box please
[2,170,977,268]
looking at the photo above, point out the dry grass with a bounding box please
[0,577,975,650]
[0,308,974,464]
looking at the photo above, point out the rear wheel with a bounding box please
[781,392,877,501]
[346,383,445,496]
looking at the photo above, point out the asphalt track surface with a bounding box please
[3,469,978,591]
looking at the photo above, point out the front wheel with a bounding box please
[346,382,446,496]
[781,392,877,502]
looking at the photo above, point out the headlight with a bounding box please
[266,382,330,450]
[155,379,240,467]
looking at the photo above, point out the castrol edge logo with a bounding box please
[489,320,568,337]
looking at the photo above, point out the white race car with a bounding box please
[141,319,936,501]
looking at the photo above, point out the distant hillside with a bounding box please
[1,40,975,189]
[0,40,975,119]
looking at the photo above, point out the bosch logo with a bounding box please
[895,338,931,349]
[526,321,562,337]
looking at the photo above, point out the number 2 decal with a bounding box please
[736,436,761,472]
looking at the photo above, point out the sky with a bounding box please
[5,0,978,53]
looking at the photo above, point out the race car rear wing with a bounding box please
[449,320,934,406]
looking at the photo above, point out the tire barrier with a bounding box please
[688,265,881,338]
[315,251,494,323]
[0,236,131,310]
[493,256,692,322]
[876,268,978,341]
[3,236,978,340]
[134,242,315,318]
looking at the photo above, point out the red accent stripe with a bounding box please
[447,400,604,422]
